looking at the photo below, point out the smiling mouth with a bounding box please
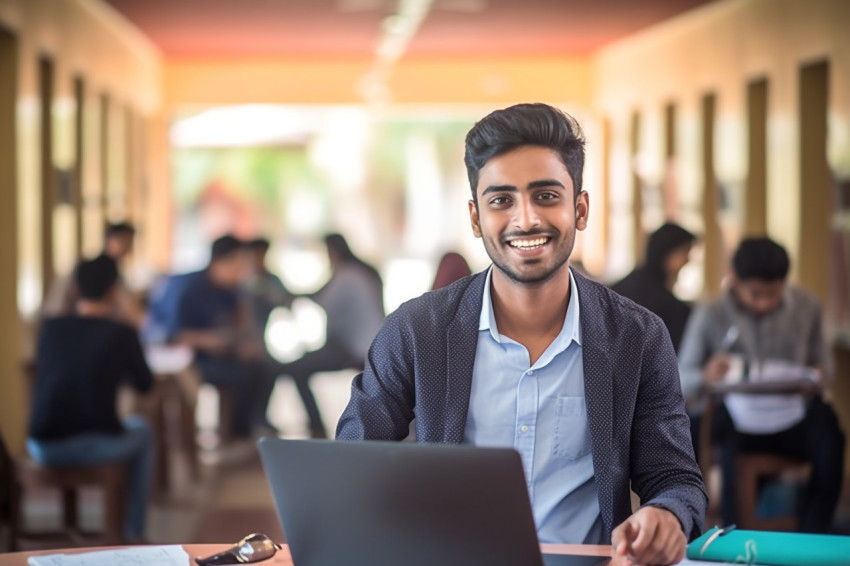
[507,237,550,250]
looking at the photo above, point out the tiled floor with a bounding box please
[11,370,850,551]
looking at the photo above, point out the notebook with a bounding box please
[258,437,609,566]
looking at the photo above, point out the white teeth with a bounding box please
[508,237,548,249]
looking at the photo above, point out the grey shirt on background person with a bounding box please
[678,285,828,433]
[312,263,384,361]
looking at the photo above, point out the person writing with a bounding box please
[337,103,706,565]
[678,236,845,532]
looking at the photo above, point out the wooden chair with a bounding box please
[699,393,810,531]
[0,430,128,550]
[735,452,809,531]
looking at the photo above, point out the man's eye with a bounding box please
[490,196,510,206]
[536,192,558,200]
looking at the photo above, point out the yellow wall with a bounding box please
[0,0,163,453]
[594,0,850,476]
[594,0,850,284]
[164,56,593,107]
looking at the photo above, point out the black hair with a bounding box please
[645,223,697,273]
[246,237,271,252]
[75,255,119,300]
[324,233,356,263]
[732,237,790,281]
[464,103,585,205]
[210,234,244,260]
[104,222,135,238]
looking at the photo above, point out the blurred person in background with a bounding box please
[278,233,385,439]
[678,236,845,532]
[171,235,278,440]
[27,255,154,543]
[431,251,472,290]
[610,222,696,353]
[244,237,293,334]
[42,222,145,328]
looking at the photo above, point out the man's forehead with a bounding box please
[477,148,572,187]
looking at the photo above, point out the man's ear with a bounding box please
[575,191,589,231]
[468,200,482,238]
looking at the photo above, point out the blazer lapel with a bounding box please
[442,272,486,443]
[576,274,616,533]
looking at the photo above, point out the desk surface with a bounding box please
[0,543,612,565]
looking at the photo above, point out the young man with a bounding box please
[42,222,144,327]
[171,235,278,439]
[27,255,154,543]
[337,103,706,565]
[244,237,293,334]
[280,233,385,438]
[678,236,845,532]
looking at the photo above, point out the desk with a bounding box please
[0,543,613,565]
[698,379,817,479]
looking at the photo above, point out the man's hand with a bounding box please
[610,506,686,566]
[702,354,730,384]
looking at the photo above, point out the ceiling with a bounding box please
[102,0,715,59]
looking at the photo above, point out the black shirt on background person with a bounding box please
[29,283,152,440]
[610,222,696,352]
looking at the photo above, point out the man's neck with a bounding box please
[76,300,113,318]
[490,265,571,363]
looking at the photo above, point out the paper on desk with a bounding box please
[27,545,189,566]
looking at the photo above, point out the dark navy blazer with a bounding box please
[337,268,707,542]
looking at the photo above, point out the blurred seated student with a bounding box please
[171,235,278,439]
[42,222,144,328]
[611,222,696,353]
[278,233,385,439]
[27,255,154,543]
[431,251,472,290]
[678,236,845,532]
[244,237,293,334]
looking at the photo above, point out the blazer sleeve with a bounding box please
[336,308,416,440]
[630,317,708,541]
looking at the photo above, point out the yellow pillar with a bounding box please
[0,26,25,454]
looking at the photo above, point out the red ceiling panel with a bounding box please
[103,0,715,58]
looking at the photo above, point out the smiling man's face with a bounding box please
[469,145,588,286]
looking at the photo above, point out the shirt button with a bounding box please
[527,369,534,375]
[520,425,529,432]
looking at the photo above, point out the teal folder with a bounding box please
[687,526,850,565]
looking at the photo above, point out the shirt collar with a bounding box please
[479,265,582,348]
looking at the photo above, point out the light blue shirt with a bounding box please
[464,267,603,544]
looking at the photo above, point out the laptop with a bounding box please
[258,438,609,566]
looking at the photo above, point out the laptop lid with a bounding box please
[259,438,609,566]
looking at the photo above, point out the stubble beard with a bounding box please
[482,229,575,286]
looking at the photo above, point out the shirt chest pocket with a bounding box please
[552,395,592,460]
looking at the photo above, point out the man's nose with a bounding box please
[513,197,540,231]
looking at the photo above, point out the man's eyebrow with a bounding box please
[528,179,566,190]
[480,179,566,196]
[481,184,517,196]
